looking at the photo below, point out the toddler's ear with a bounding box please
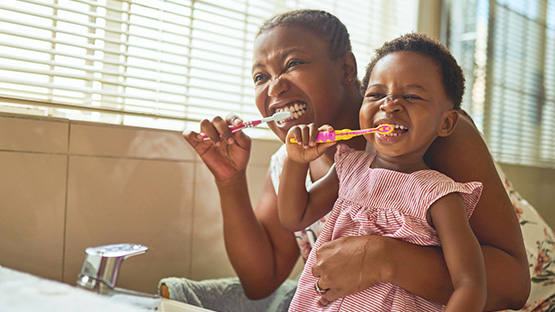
[437,109,459,137]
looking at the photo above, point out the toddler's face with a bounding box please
[359,51,453,161]
[252,26,345,142]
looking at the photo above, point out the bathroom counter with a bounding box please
[0,265,212,312]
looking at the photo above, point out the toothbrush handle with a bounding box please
[229,120,262,133]
[202,120,262,139]
[288,125,393,144]
[289,131,337,144]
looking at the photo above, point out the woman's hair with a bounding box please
[257,9,351,60]
[361,33,465,110]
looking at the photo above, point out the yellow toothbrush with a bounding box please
[290,124,393,143]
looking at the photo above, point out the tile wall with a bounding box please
[0,112,283,294]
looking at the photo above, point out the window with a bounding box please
[444,0,555,167]
[0,0,418,138]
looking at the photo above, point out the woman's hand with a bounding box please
[285,124,336,164]
[183,113,251,182]
[311,236,386,306]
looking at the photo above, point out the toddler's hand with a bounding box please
[285,124,336,164]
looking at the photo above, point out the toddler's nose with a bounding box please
[380,95,402,113]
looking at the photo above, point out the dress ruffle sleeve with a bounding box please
[415,172,483,220]
[334,144,374,184]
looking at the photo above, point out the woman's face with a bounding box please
[252,26,345,142]
[359,51,453,163]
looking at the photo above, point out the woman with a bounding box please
[162,9,529,311]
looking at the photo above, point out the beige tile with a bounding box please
[64,156,195,294]
[190,150,281,280]
[0,114,68,153]
[0,151,66,281]
[250,138,282,167]
[190,163,235,280]
[69,122,196,161]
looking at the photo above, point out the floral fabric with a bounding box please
[494,162,555,312]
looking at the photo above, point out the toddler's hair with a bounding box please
[361,33,465,110]
[257,9,351,60]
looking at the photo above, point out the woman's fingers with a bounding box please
[226,112,243,127]
[183,130,199,144]
[317,294,331,307]
[199,115,239,145]
[314,278,338,307]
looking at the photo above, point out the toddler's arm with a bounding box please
[277,124,338,231]
[428,193,487,312]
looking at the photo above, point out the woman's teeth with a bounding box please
[275,103,307,125]
[380,124,408,137]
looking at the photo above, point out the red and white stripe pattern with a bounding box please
[288,144,482,312]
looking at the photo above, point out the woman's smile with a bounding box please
[273,102,308,127]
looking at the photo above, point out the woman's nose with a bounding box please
[267,76,288,98]
[380,95,402,113]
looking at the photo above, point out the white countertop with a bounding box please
[0,265,212,312]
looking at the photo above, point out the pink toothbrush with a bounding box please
[290,124,393,143]
[202,111,292,139]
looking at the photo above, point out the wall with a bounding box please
[0,112,284,295]
[499,163,555,227]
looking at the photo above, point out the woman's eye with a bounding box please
[286,60,303,69]
[253,74,267,84]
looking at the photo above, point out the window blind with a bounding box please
[445,0,555,167]
[0,0,418,137]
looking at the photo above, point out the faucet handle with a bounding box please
[77,243,148,293]
[86,243,148,258]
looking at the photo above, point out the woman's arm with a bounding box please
[426,113,530,309]
[183,119,300,299]
[218,170,301,299]
[429,193,486,311]
[315,115,530,310]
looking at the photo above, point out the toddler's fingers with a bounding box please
[300,125,310,148]
[308,123,320,146]
[286,126,302,145]
[317,124,334,132]
[317,141,337,154]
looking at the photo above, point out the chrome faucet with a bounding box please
[77,243,160,302]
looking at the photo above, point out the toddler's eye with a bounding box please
[404,94,423,100]
[366,93,385,100]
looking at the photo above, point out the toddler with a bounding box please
[278,33,487,311]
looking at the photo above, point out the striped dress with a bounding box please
[288,144,483,312]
